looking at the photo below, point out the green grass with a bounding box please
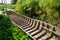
[0,15,29,40]
[0,4,15,11]
[0,5,4,10]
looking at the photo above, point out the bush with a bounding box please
[0,15,29,40]
[15,0,60,27]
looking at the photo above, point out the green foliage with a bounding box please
[46,16,57,25]
[0,5,15,11]
[15,0,38,14]
[6,5,15,9]
[38,14,45,20]
[15,0,60,27]
[0,5,4,11]
[0,15,29,40]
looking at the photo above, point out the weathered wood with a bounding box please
[6,11,60,40]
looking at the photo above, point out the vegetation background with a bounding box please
[15,0,60,27]
[0,0,60,40]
